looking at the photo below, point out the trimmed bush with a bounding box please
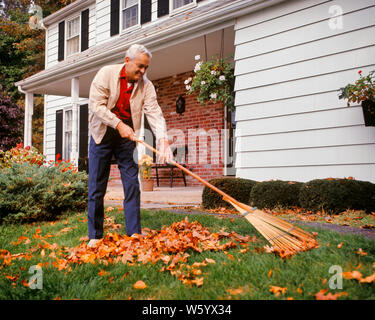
[202,177,257,209]
[0,162,88,223]
[299,178,375,214]
[249,180,304,209]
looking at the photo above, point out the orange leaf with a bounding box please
[342,271,362,280]
[205,258,216,264]
[359,273,375,283]
[268,270,273,278]
[227,287,244,295]
[315,289,348,300]
[269,286,287,297]
[98,270,109,276]
[355,248,367,256]
[337,242,343,248]
[133,280,147,289]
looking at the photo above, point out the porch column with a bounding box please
[71,77,79,166]
[24,92,34,147]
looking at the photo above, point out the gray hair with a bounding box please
[125,44,152,60]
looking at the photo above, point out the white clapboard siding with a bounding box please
[89,2,96,48]
[46,23,59,68]
[235,46,375,91]
[236,145,375,168]
[234,0,375,183]
[235,26,375,76]
[235,66,375,105]
[235,5,375,60]
[236,165,375,183]
[236,126,375,152]
[235,91,349,121]
[95,0,111,44]
[235,0,375,45]
[236,107,365,136]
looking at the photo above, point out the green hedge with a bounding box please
[0,162,88,223]
[202,177,375,214]
[250,180,304,209]
[299,178,375,214]
[202,177,257,209]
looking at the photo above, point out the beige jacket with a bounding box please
[88,63,168,144]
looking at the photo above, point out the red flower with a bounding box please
[358,70,362,75]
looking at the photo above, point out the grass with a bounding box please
[0,208,374,300]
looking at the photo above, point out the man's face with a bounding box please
[125,53,150,82]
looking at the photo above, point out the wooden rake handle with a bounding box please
[136,139,243,208]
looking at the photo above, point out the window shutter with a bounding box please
[79,104,89,159]
[58,21,65,61]
[157,0,169,18]
[81,9,89,52]
[110,0,120,36]
[141,0,152,24]
[55,110,63,160]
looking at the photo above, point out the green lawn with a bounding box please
[0,208,374,300]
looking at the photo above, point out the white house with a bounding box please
[15,0,375,184]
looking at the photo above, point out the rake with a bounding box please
[137,139,318,257]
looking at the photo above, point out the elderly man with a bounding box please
[87,44,172,247]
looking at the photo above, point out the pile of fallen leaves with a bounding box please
[62,217,257,286]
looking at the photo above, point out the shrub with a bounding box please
[249,180,304,209]
[0,162,88,224]
[0,93,24,151]
[202,177,257,209]
[0,142,45,168]
[299,178,375,214]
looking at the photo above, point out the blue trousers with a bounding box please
[87,126,141,239]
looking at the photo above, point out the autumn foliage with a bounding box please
[63,217,256,286]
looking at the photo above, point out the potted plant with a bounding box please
[139,154,154,191]
[338,70,375,126]
[185,55,235,111]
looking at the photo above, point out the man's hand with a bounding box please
[157,138,173,164]
[116,121,135,140]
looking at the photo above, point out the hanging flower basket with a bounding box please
[361,99,375,127]
[185,55,235,111]
[338,70,375,127]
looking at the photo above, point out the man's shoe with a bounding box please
[87,239,101,248]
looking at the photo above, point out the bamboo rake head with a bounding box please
[225,199,319,258]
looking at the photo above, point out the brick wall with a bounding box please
[110,70,226,187]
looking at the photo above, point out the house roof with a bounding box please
[42,0,96,26]
[16,0,285,96]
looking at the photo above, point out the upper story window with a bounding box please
[122,0,139,30]
[171,0,195,13]
[66,16,80,56]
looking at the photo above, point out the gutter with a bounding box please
[16,0,286,92]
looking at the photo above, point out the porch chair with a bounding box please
[153,145,188,187]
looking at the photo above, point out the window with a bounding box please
[171,0,195,11]
[122,0,139,30]
[66,16,80,56]
[63,109,73,161]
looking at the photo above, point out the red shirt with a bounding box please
[112,66,133,123]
